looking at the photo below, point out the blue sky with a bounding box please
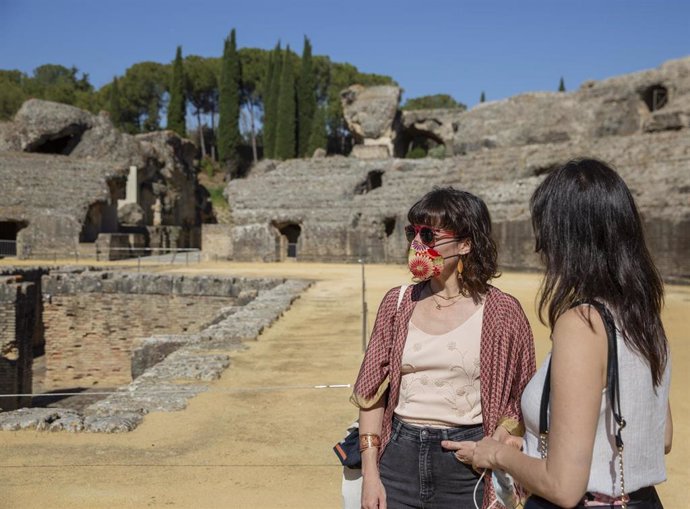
[1,0,688,107]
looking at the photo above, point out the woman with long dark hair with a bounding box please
[471,159,673,508]
[351,187,536,508]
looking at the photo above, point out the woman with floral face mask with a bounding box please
[351,186,536,509]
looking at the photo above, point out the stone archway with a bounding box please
[79,201,118,243]
[354,170,384,195]
[399,127,446,159]
[271,222,302,260]
[24,127,85,156]
[0,220,28,257]
[641,84,668,112]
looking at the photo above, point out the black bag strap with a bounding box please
[539,301,626,454]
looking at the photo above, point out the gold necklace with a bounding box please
[430,293,462,310]
[434,291,463,300]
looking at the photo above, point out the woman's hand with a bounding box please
[492,426,524,451]
[441,439,477,464]
[443,429,523,465]
[361,472,386,509]
[472,436,504,470]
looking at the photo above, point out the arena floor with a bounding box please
[0,260,686,508]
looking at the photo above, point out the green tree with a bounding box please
[558,77,566,92]
[402,94,466,111]
[167,46,186,136]
[480,91,486,103]
[297,36,316,157]
[274,45,296,160]
[24,64,93,106]
[185,55,218,157]
[0,70,27,120]
[238,47,268,162]
[108,76,124,129]
[119,61,169,132]
[306,105,327,156]
[217,29,242,173]
[263,42,282,158]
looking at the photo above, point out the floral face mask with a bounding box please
[407,239,461,282]
[407,239,444,282]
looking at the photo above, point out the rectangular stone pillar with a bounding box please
[0,278,37,411]
[117,165,139,207]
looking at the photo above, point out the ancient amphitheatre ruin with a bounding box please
[0,58,688,508]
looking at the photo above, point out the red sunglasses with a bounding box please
[404,224,458,246]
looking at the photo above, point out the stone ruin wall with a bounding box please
[0,267,311,432]
[0,99,213,259]
[0,268,285,411]
[220,57,690,282]
[0,151,125,258]
[223,133,689,281]
[41,275,227,390]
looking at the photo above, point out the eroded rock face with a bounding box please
[343,57,690,159]
[341,85,402,157]
[399,108,462,156]
[6,99,95,154]
[118,203,146,226]
[451,58,690,154]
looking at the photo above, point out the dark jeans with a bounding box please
[379,416,485,509]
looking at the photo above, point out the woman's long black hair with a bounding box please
[530,158,668,386]
[408,186,499,303]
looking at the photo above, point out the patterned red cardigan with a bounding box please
[351,282,536,508]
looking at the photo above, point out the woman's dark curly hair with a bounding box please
[408,186,500,303]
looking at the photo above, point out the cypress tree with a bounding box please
[297,36,316,157]
[167,46,186,136]
[480,91,486,103]
[109,76,123,129]
[274,46,295,160]
[558,77,566,92]
[307,105,327,156]
[264,42,282,158]
[218,29,242,171]
[262,44,275,159]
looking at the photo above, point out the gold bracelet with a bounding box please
[359,433,381,452]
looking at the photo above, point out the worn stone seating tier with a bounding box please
[0,152,124,257]
[225,129,689,279]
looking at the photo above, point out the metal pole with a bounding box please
[360,258,368,353]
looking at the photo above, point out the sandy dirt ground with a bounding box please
[0,260,686,508]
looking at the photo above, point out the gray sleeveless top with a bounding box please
[521,324,670,495]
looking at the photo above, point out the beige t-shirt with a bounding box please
[395,305,483,427]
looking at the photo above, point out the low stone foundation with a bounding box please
[0,266,312,431]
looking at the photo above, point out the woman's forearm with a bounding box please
[493,444,585,508]
[359,400,385,476]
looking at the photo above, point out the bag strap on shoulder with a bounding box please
[397,285,408,311]
[539,301,626,454]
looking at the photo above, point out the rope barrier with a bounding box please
[0,383,352,399]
